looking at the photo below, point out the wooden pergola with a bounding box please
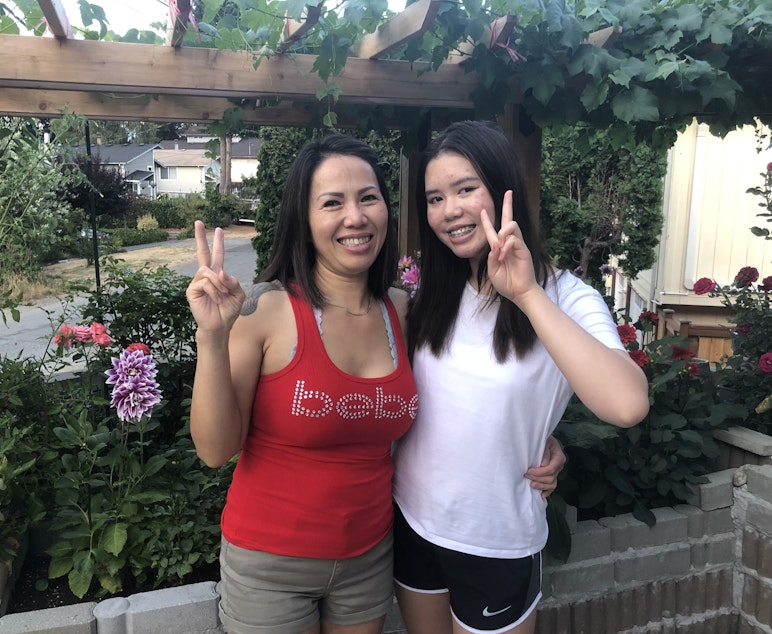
[0,0,616,253]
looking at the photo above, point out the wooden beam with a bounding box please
[351,0,442,60]
[277,5,322,54]
[0,87,453,128]
[0,35,478,109]
[37,0,70,39]
[585,25,622,49]
[0,88,321,125]
[168,0,192,48]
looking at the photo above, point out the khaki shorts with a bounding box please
[217,532,394,633]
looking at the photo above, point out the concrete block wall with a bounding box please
[735,466,772,633]
[536,468,741,633]
[4,464,772,634]
[715,426,772,470]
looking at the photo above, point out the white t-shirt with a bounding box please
[393,271,624,559]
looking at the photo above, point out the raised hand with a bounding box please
[479,190,538,305]
[185,220,246,333]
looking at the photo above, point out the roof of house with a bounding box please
[126,170,154,182]
[158,137,261,159]
[67,143,160,165]
[154,149,212,168]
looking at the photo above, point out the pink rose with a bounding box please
[692,277,717,295]
[90,323,111,347]
[759,353,772,375]
[72,325,93,343]
[54,324,75,347]
[126,342,151,356]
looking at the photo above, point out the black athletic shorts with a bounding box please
[393,504,542,632]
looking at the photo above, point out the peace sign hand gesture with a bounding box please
[479,190,539,306]
[185,220,246,334]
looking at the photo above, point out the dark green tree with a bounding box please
[61,155,132,227]
[541,126,668,287]
[251,126,402,279]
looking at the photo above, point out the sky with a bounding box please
[60,0,170,33]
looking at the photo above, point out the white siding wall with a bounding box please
[156,166,207,197]
[632,120,772,317]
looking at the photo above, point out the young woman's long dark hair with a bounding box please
[408,120,553,362]
[258,134,397,306]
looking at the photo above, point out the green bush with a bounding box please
[0,264,232,599]
[555,330,746,526]
[145,196,187,229]
[109,227,168,247]
[136,214,160,231]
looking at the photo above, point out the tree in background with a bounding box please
[0,118,79,290]
[251,126,401,278]
[61,154,133,228]
[541,126,668,288]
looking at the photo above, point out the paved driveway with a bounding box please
[0,236,258,361]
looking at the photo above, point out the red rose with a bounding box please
[692,277,717,295]
[686,362,699,376]
[759,353,772,375]
[638,310,659,325]
[761,276,772,291]
[767,162,772,172]
[628,350,650,368]
[617,324,638,345]
[670,346,695,360]
[736,323,752,334]
[734,266,759,288]
[127,342,151,355]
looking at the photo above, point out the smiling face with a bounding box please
[308,154,389,280]
[424,151,496,271]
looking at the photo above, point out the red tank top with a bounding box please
[221,290,417,558]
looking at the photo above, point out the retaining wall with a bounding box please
[3,428,772,634]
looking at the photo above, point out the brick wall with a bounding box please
[535,464,772,634]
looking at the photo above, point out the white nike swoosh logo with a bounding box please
[482,605,512,617]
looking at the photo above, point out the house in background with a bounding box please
[158,130,260,196]
[67,140,160,198]
[153,148,217,197]
[620,120,772,363]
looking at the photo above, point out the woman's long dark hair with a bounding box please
[257,134,397,306]
[408,120,553,362]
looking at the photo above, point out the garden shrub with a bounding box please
[109,227,168,247]
[136,214,160,232]
[0,263,232,599]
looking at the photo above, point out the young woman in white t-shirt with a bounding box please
[392,121,650,634]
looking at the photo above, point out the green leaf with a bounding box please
[68,568,94,599]
[98,574,123,594]
[100,523,129,556]
[48,556,73,579]
[604,465,637,496]
[632,500,656,527]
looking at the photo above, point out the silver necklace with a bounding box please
[325,295,373,317]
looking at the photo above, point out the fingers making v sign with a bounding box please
[479,190,538,305]
[185,220,246,333]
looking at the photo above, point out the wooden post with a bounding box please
[497,103,542,225]
[398,114,432,259]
